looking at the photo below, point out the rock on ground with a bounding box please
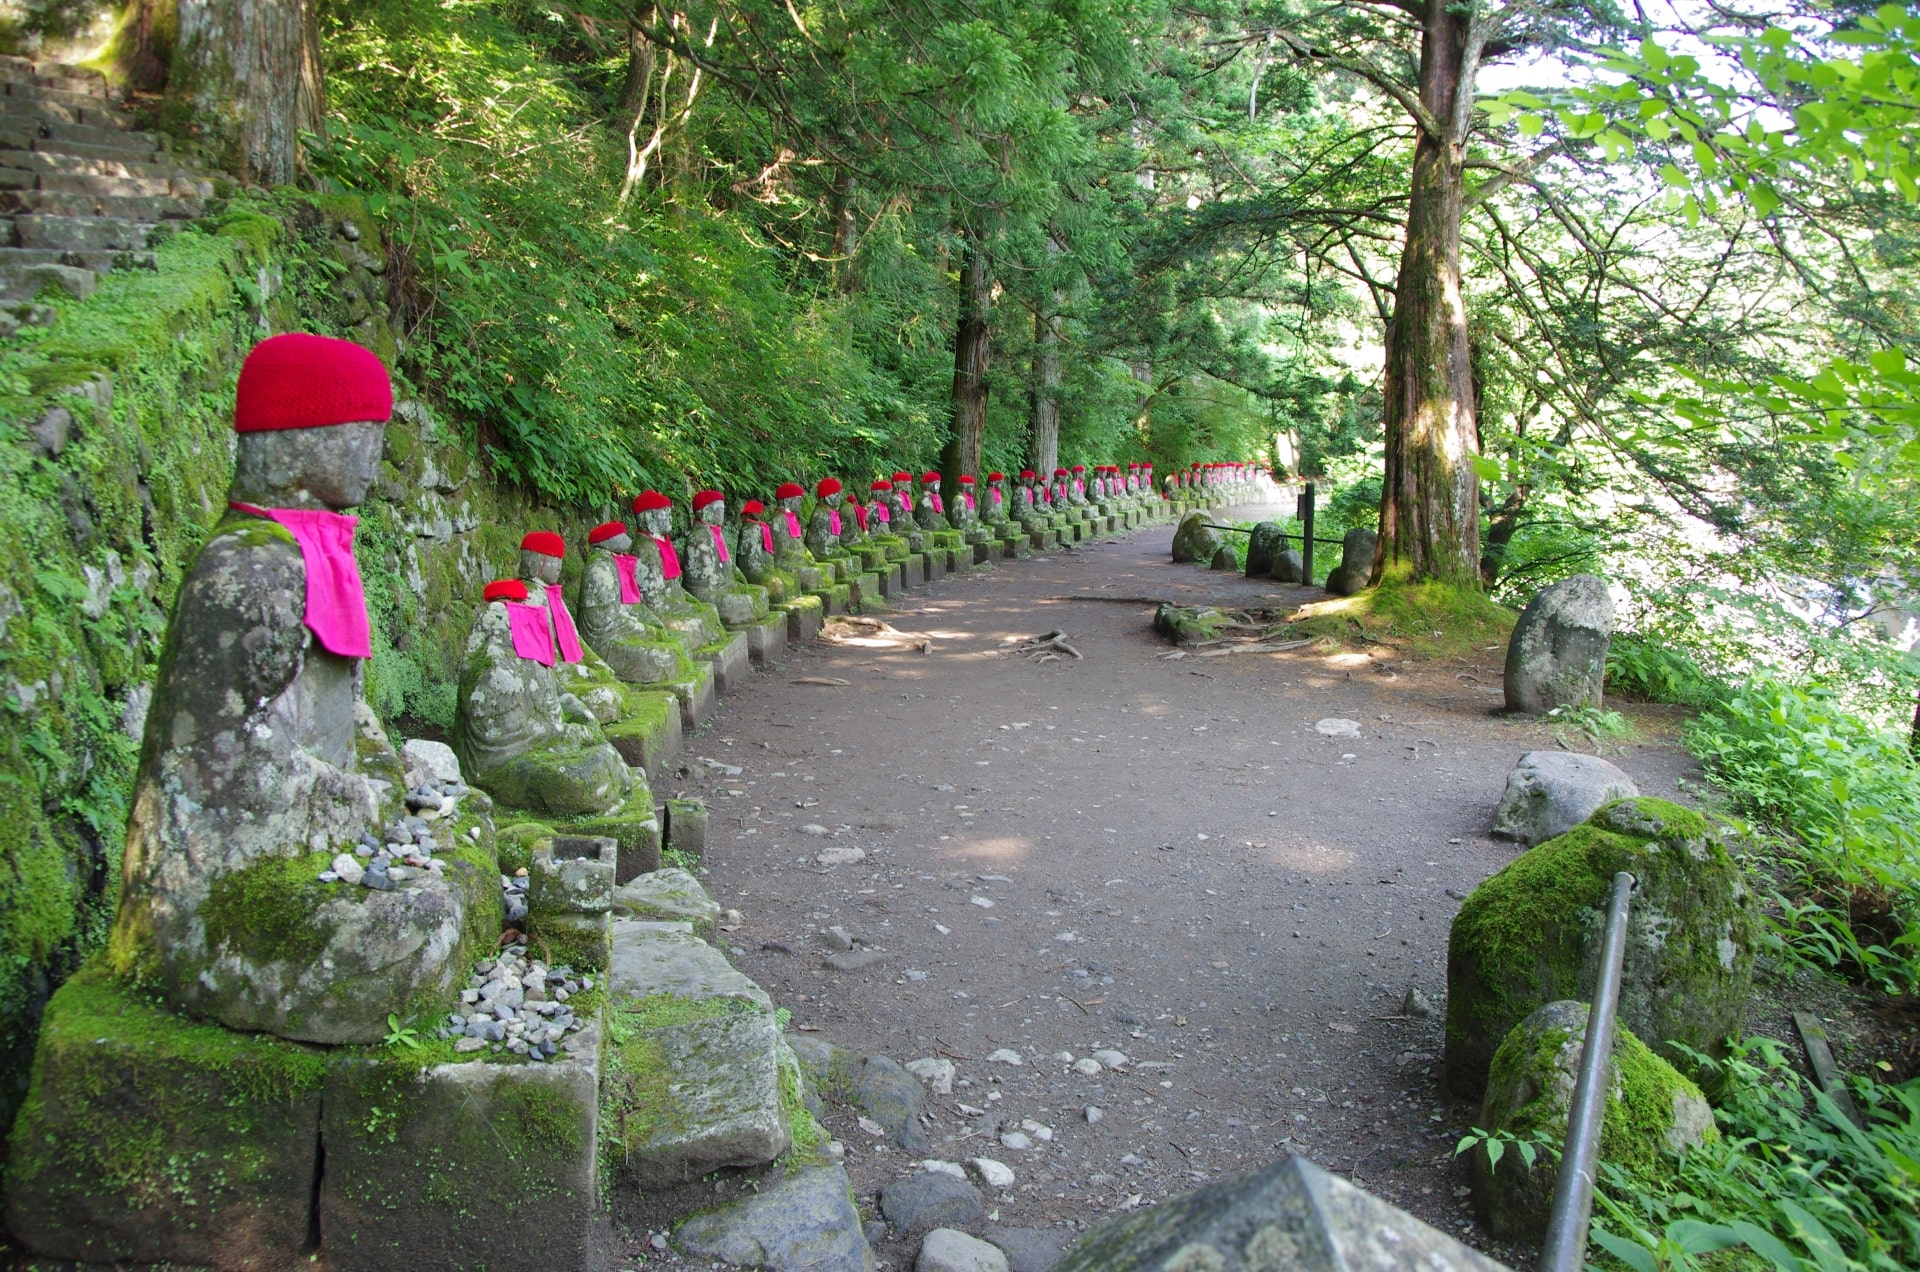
[854,1053,931,1153]
[402,737,462,784]
[880,1172,986,1239]
[674,1163,874,1271]
[1054,1155,1506,1272]
[1244,522,1287,577]
[984,1227,1067,1272]
[918,1228,1009,1272]
[1505,574,1613,714]
[1490,751,1640,847]
[1472,1000,1715,1241]
[1170,513,1222,564]
[1323,527,1376,596]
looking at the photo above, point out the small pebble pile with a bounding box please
[316,780,470,890]
[437,945,594,1061]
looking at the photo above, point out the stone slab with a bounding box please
[851,570,883,611]
[605,1007,790,1185]
[613,866,721,940]
[557,803,662,900]
[669,660,718,731]
[320,1024,603,1272]
[698,629,752,695]
[674,1163,873,1271]
[663,795,709,864]
[744,613,789,665]
[3,965,325,1268]
[779,595,825,644]
[610,917,771,1009]
[602,689,683,789]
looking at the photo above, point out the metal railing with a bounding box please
[1539,870,1637,1272]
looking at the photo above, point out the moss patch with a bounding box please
[199,850,344,969]
[1290,565,1517,660]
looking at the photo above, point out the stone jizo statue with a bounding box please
[577,520,698,685]
[631,489,727,648]
[805,477,848,561]
[982,472,1010,526]
[885,472,925,551]
[514,530,639,722]
[771,481,824,588]
[915,471,947,532]
[108,332,476,1045]
[683,488,770,627]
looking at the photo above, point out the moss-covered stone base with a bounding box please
[668,659,718,730]
[319,1025,602,1272]
[810,582,852,616]
[742,613,788,665]
[694,629,751,695]
[3,963,326,1267]
[601,688,682,789]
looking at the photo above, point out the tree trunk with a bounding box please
[1372,2,1482,588]
[104,0,177,94]
[1030,301,1062,475]
[166,0,323,185]
[620,8,656,114]
[829,168,859,291]
[1479,485,1528,587]
[944,231,992,484]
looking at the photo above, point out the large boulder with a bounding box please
[1505,575,1613,714]
[1471,1000,1715,1241]
[1491,751,1641,847]
[1055,1156,1505,1272]
[1171,512,1222,564]
[1323,527,1375,596]
[1445,797,1759,1098]
[1244,522,1287,577]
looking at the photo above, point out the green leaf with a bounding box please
[1591,1228,1661,1272]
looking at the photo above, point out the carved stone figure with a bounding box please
[886,471,925,552]
[771,481,825,588]
[733,500,787,602]
[982,472,1010,527]
[577,520,700,686]
[683,489,770,627]
[108,333,481,1045]
[630,489,728,649]
[951,475,992,543]
[915,470,948,532]
[805,477,849,562]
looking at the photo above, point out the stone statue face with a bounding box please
[699,501,725,525]
[640,506,671,536]
[598,531,633,552]
[779,495,803,512]
[231,419,386,510]
[520,549,562,584]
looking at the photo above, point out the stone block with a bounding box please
[674,1163,872,1271]
[850,570,883,611]
[530,835,616,916]
[319,1028,602,1272]
[664,796,709,864]
[696,629,751,695]
[554,805,662,925]
[613,866,721,941]
[780,595,825,644]
[1055,1156,1507,1272]
[744,613,788,665]
[812,583,852,615]
[602,689,683,788]
[609,916,770,1008]
[3,965,326,1268]
[604,1006,791,1185]
[669,660,717,730]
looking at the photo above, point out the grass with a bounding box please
[1286,565,1517,660]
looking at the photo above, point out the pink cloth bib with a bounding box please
[755,522,774,554]
[962,492,975,511]
[504,601,554,666]
[828,509,842,536]
[853,504,870,532]
[708,523,730,565]
[990,489,1003,506]
[614,553,643,605]
[931,493,945,514]
[875,502,890,524]
[783,510,803,539]
[228,503,371,659]
[546,584,584,663]
[652,536,681,580]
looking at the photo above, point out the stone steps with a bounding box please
[0,56,213,303]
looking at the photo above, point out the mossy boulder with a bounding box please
[4,963,327,1267]
[1171,512,1222,564]
[1471,1000,1716,1240]
[1245,522,1288,577]
[1444,797,1758,1097]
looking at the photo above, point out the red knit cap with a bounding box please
[816,477,843,498]
[958,474,975,484]
[1071,465,1085,473]
[521,530,564,558]
[587,520,627,544]
[1053,468,1068,476]
[891,471,912,483]
[483,578,528,602]
[1020,469,1036,478]
[871,479,893,492]
[775,481,805,499]
[988,472,1004,481]
[741,500,765,516]
[234,333,393,433]
[921,471,941,484]
[692,489,725,511]
[633,490,671,513]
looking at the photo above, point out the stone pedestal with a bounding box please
[777,595,825,644]
[811,581,852,615]
[742,613,788,665]
[662,796,709,865]
[850,570,883,612]
[695,629,751,695]
[668,660,717,731]
[529,834,616,972]
[601,689,682,789]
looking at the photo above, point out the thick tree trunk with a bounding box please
[166,0,323,185]
[1030,301,1062,475]
[620,8,656,114]
[829,168,859,291]
[1372,3,1482,588]
[944,232,992,483]
[105,0,177,93]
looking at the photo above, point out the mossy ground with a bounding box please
[1289,565,1518,660]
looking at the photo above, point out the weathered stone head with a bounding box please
[868,479,894,526]
[694,489,726,524]
[519,529,566,585]
[776,481,806,516]
[633,489,674,538]
[816,476,843,509]
[588,520,633,553]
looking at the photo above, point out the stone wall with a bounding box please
[0,190,569,1157]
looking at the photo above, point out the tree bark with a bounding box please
[1479,485,1528,587]
[104,0,177,94]
[1372,1,1484,588]
[829,167,859,291]
[944,231,992,483]
[620,8,656,114]
[166,0,323,185]
[1030,300,1062,475]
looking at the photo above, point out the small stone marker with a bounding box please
[1504,573,1613,714]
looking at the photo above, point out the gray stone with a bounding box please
[609,917,771,1009]
[1209,544,1238,571]
[880,1172,986,1238]
[1055,1155,1509,1272]
[1491,751,1640,847]
[674,1163,874,1271]
[402,737,462,784]
[984,1227,1067,1272]
[919,1228,1009,1272]
[1170,512,1222,564]
[1323,527,1376,597]
[854,1054,931,1153]
[608,1007,791,1184]
[683,495,772,628]
[27,404,70,455]
[1505,574,1613,714]
[826,948,889,972]
[613,866,722,936]
[576,541,704,689]
[1270,548,1303,583]
[1244,522,1287,577]
[1471,1000,1714,1241]
[530,835,617,915]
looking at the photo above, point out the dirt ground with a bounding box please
[651,504,1708,1268]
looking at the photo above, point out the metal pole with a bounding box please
[1539,871,1637,1272]
[1300,480,1316,585]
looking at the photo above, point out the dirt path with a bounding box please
[667,506,1699,1266]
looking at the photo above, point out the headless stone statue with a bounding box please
[771,482,825,589]
[915,472,948,532]
[630,490,727,649]
[683,489,770,627]
[108,333,477,1046]
[577,520,700,686]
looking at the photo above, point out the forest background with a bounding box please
[1,0,1918,1267]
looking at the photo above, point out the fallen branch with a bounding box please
[792,676,851,686]
[1007,630,1083,660]
[1193,639,1314,658]
[821,616,933,653]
